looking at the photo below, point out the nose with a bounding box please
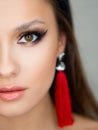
[0,61,18,78]
[0,51,19,78]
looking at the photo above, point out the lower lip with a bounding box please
[0,90,26,101]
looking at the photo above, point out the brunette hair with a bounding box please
[49,0,98,120]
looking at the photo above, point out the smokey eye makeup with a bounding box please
[17,28,48,46]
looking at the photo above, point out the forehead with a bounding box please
[0,0,50,13]
[0,0,55,32]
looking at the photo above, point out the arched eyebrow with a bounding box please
[14,20,46,32]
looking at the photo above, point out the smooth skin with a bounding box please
[0,0,98,130]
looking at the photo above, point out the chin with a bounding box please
[0,105,30,118]
[0,110,25,118]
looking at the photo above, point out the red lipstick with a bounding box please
[0,86,27,101]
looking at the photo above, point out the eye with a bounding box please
[17,30,48,46]
[20,34,37,43]
[18,32,40,44]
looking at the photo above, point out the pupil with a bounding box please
[25,35,33,42]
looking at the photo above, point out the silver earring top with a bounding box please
[59,53,65,61]
[56,53,66,71]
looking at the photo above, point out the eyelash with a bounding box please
[17,29,48,46]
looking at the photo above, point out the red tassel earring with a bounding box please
[55,53,74,128]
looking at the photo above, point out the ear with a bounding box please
[56,33,66,57]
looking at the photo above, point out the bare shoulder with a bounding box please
[58,113,98,130]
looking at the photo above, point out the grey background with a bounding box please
[70,0,98,100]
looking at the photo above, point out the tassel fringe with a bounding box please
[54,71,74,128]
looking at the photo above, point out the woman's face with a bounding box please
[0,0,65,117]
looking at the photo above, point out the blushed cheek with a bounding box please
[20,47,57,97]
[25,51,57,90]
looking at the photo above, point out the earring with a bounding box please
[54,53,74,128]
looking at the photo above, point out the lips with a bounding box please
[0,86,27,92]
[0,86,27,101]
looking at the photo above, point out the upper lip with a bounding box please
[0,86,27,92]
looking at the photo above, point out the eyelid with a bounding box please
[17,29,48,45]
[19,31,39,41]
[17,27,48,40]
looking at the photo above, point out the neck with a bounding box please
[0,93,58,130]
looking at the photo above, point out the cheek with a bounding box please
[15,43,57,110]
[15,38,58,92]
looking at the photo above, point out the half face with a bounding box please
[0,0,65,117]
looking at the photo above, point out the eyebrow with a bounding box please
[14,20,46,32]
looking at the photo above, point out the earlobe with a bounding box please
[57,33,67,57]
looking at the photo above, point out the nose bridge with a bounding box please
[0,41,11,64]
[0,42,18,77]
